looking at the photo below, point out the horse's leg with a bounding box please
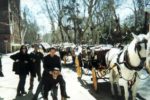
[132,77,139,100]
[116,80,121,96]
[110,70,115,96]
[123,81,129,100]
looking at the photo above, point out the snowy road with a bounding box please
[0,55,96,100]
[0,55,150,100]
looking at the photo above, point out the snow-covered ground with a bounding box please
[0,54,96,100]
[0,53,150,100]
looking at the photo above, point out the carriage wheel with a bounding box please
[75,56,82,78]
[63,56,66,65]
[77,65,82,78]
[92,67,98,91]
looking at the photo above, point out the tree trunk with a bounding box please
[144,12,148,34]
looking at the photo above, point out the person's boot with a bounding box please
[62,95,70,98]
[60,84,70,99]
[21,90,27,95]
[61,90,70,99]
[61,95,70,100]
[16,90,22,96]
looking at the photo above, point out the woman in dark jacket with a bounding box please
[10,45,30,96]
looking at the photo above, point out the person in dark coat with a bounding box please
[0,54,4,77]
[32,47,70,100]
[29,46,44,90]
[43,47,70,100]
[10,45,30,96]
[43,67,61,100]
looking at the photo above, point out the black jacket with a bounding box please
[43,54,61,73]
[30,51,44,65]
[29,51,44,76]
[10,52,30,75]
[43,74,60,91]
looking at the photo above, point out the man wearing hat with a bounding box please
[43,67,61,100]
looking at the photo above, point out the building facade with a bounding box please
[0,0,20,53]
[0,0,10,53]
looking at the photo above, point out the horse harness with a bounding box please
[123,50,145,71]
[116,38,147,72]
[113,39,147,85]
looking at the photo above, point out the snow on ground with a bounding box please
[0,53,150,100]
[0,54,96,100]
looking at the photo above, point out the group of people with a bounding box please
[10,45,70,100]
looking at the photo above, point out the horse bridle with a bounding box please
[124,39,148,71]
[135,39,148,60]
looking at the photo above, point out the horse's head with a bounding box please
[132,32,150,73]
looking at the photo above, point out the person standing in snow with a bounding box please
[43,67,62,100]
[0,54,4,77]
[32,47,70,100]
[28,45,44,91]
[10,45,30,96]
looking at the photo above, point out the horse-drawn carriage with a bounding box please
[75,32,150,100]
[59,43,75,65]
[75,44,113,91]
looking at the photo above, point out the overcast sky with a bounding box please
[21,0,134,35]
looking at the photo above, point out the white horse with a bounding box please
[105,32,150,100]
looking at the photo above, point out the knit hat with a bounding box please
[53,67,60,71]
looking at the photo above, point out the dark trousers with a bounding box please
[34,77,58,100]
[58,75,67,96]
[30,66,41,89]
[43,86,58,100]
[51,86,58,100]
[43,75,67,99]
[35,65,42,81]
[17,75,27,93]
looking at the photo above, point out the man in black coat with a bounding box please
[29,46,44,90]
[10,45,30,96]
[32,47,70,100]
[43,67,61,100]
